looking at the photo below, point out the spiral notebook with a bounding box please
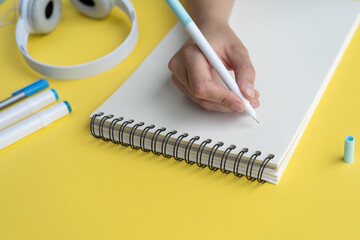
[89,0,360,184]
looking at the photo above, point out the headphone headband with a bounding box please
[15,0,138,80]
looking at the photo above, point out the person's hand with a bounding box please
[168,23,260,112]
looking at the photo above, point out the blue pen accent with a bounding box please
[0,79,50,110]
[50,89,59,100]
[12,79,49,97]
[63,101,72,113]
[165,0,193,26]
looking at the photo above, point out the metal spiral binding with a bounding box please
[246,152,261,181]
[161,130,177,158]
[196,139,212,168]
[118,119,134,147]
[151,127,166,155]
[139,124,155,152]
[129,122,144,149]
[90,112,104,138]
[109,117,124,144]
[184,136,199,165]
[173,133,189,161]
[257,155,273,183]
[99,115,113,141]
[233,148,248,178]
[207,142,224,171]
[90,114,274,183]
[219,145,236,174]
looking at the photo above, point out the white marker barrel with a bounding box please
[0,89,58,130]
[0,101,71,150]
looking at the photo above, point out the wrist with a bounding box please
[195,16,230,33]
[186,0,233,29]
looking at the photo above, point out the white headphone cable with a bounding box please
[0,0,17,27]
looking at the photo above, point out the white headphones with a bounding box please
[15,0,139,80]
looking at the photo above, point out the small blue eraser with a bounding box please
[12,79,49,97]
[165,0,193,26]
[63,101,72,113]
[344,136,355,163]
[50,89,59,100]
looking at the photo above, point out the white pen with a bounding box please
[0,79,49,110]
[0,89,59,130]
[165,0,259,123]
[0,101,72,150]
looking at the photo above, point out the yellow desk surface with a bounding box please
[1,1,360,239]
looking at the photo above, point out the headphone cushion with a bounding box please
[23,0,62,34]
[70,0,114,19]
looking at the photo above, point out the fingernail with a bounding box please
[245,84,255,98]
[250,99,260,108]
[233,102,244,112]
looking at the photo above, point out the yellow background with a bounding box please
[1,0,360,239]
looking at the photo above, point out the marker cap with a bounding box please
[12,79,49,97]
[51,89,59,100]
[63,100,72,113]
[344,136,355,163]
[165,0,192,26]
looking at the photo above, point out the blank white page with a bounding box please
[91,0,360,183]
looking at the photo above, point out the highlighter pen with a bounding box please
[0,101,72,150]
[0,79,49,110]
[165,0,259,123]
[0,89,59,130]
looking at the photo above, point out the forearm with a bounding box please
[185,0,234,28]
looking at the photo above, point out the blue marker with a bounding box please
[0,79,49,110]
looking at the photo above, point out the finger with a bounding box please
[183,49,245,112]
[169,52,234,112]
[169,48,197,98]
[168,52,188,83]
[197,99,238,112]
[202,80,245,112]
[172,75,236,112]
[171,75,196,102]
[250,90,260,108]
[225,44,257,100]
[250,99,260,108]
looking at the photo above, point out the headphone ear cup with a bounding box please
[21,0,62,34]
[70,0,114,19]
